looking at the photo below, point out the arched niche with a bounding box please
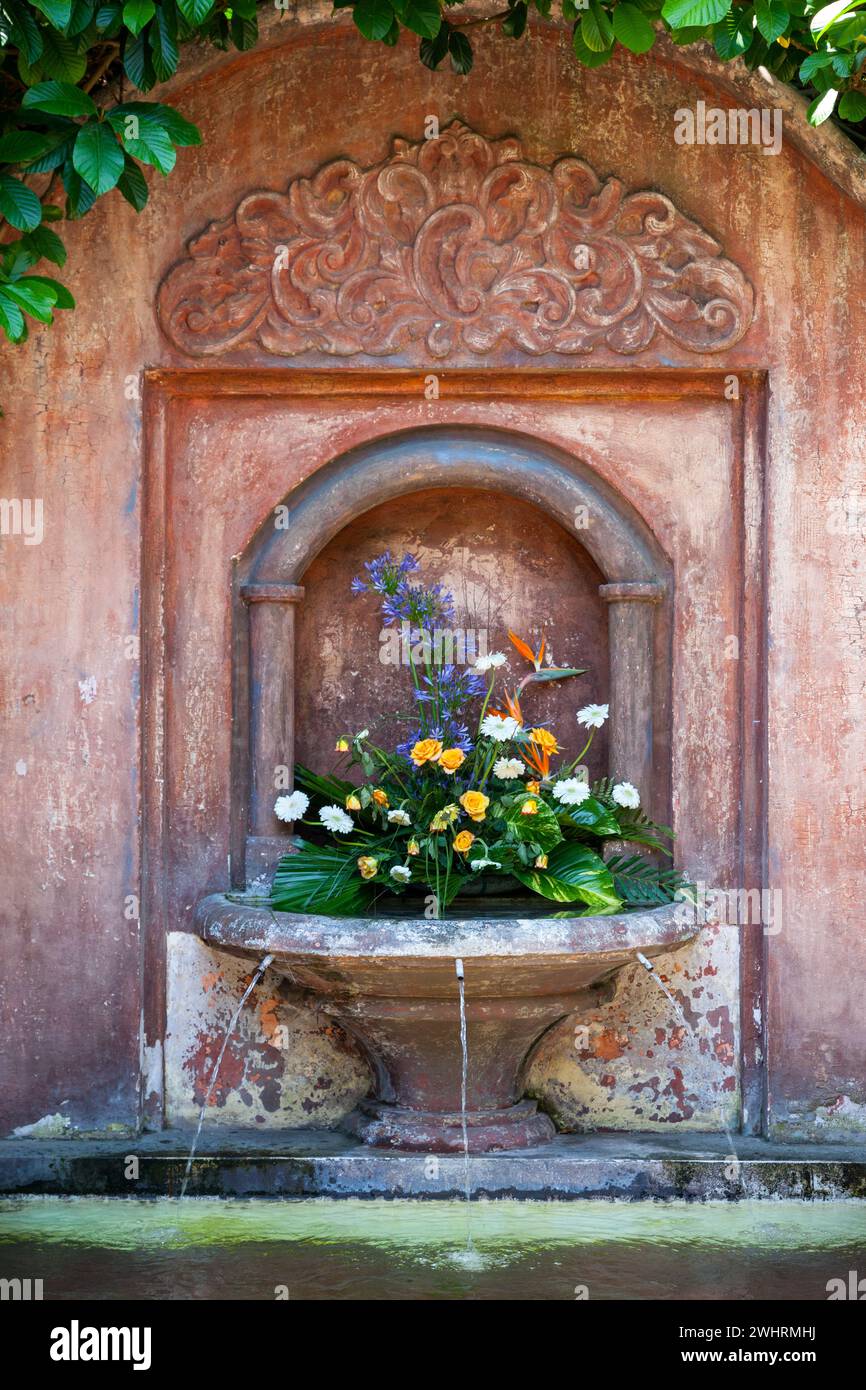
[232,426,672,884]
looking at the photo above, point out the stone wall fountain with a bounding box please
[191,426,698,1154]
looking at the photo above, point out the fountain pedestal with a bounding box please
[195,894,697,1154]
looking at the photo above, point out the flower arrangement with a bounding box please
[270,553,687,919]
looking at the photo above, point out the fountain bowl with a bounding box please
[195,894,697,1153]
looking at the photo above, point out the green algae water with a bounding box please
[1,1198,864,1300]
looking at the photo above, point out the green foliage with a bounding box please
[0,0,251,342]
[3,0,866,351]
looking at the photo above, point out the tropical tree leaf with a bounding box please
[512,842,622,911]
[271,840,374,915]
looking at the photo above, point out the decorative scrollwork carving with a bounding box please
[158,122,754,360]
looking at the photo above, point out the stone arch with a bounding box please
[233,425,671,883]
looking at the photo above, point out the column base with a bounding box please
[344,1098,556,1153]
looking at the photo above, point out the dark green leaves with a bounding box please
[839,88,866,119]
[662,0,731,25]
[122,0,156,35]
[73,122,125,193]
[755,0,789,43]
[0,174,42,230]
[512,842,621,912]
[22,81,96,117]
[271,842,373,916]
[613,2,656,52]
[502,793,564,853]
[353,0,395,39]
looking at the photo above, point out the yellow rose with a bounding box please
[526,780,541,794]
[407,839,420,856]
[529,728,559,754]
[534,853,548,869]
[411,738,443,767]
[345,794,361,811]
[357,856,379,880]
[335,737,350,752]
[453,830,475,854]
[460,790,490,822]
[438,748,466,775]
[521,798,539,816]
[429,803,459,832]
[372,788,389,807]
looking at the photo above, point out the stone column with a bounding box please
[241,581,305,883]
[598,581,664,814]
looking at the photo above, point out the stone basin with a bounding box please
[195,893,698,1154]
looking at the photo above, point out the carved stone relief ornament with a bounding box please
[158,121,754,360]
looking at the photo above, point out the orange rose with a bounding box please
[438,748,466,775]
[372,788,389,807]
[521,798,539,816]
[529,728,559,754]
[526,780,541,794]
[411,738,443,767]
[459,790,490,822]
[453,830,475,854]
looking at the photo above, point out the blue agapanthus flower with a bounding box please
[351,551,419,598]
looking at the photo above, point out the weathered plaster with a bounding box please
[164,933,370,1128]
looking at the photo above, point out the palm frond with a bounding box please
[605,852,690,907]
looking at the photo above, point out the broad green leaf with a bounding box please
[117,155,149,209]
[61,159,97,216]
[613,1,656,51]
[122,0,155,34]
[73,121,124,193]
[0,293,26,340]
[149,5,179,81]
[23,273,74,308]
[559,794,622,837]
[572,24,614,64]
[810,0,862,37]
[123,31,156,89]
[502,793,564,852]
[22,80,96,116]
[120,122,176,173]
[512,842,622,911]
[353,0,394,39]
[20,224,67,265]
[401,0,440,36]
[8,3,45,63]
[108,102,201,146]
[755,0,788,41]
[420,22,449,67]
[38,29,88,82]
[448,28,473,71]
[30,0,74,28]
[582,0,615,50]
[175,0,213,21]
[67,0,96,35]
[503,1,528,38]
[2,277,58,321]
[0,131,58,162]
[713,11,753,58]
[0,173,42,230]
[839,89,866,120]
[807,86,838,123]
[661,0,730,26]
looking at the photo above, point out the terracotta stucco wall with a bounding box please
[1,15,864,1139]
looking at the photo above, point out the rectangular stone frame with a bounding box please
[141,367,768,1136]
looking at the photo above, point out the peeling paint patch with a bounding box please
[77,677,98,705]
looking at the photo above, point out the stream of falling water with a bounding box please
[450,957,487,1268]
[178,953,274,1200]
[635,952,742,1180]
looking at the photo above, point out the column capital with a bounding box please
[599,581,664,605]
[241,582,305,605]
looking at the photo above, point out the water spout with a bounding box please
[455,957,470,1203]
[179,952,274,1199]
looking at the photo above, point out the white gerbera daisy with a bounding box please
[387,809,411,825]
[577,703,609,729]
[552,778,591,806]
[494,758,524,780]
[320,804,354,834]
[475,652,507,672]
[274,790,310,822]
[390,865,412,883]
[612,781,640,809]
[480,713,520,741]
